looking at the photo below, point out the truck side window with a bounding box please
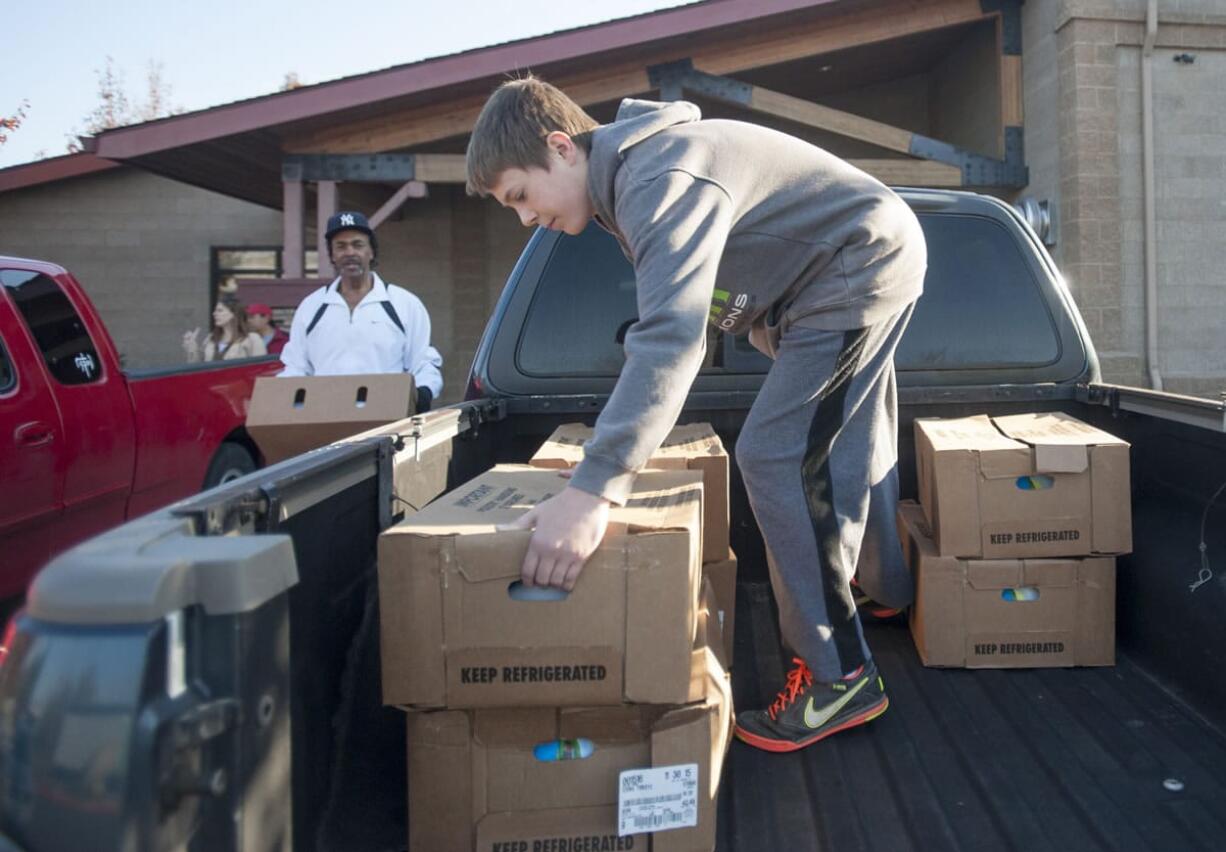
[1,270,103,386]
[0,333,14,394]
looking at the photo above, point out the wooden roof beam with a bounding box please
[653,61,1026,188]
[849,159,962,187]
[650,61,913,155]
[282,153,466,183]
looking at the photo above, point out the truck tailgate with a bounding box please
[721,582,1226,852]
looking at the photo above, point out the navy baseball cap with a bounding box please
[324,211,375,243]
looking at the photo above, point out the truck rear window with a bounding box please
[516,212,1060,375]
[1,270,102,386]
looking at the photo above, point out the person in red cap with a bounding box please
[246,303,289,355]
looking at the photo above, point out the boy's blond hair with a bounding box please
[465,75,599,197]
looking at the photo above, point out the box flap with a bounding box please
[977,446,1038,478]
[407,711,473,852]
[1074,558,1117,665]
[528,423,592,469]
[964,560,1025,590]
[473,708,558,746]
[964,559,1076,590]
[1032,444,1089,474]
[619,470,704,533]
[915,415,1026,452]
[453,531,531,583]
[398,465,564,534]
[379,533,446,707]
[557,706,658,743]
[992,411,1128,449]
[1090,443,1133,554]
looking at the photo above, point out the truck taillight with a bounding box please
[0,608,20,665]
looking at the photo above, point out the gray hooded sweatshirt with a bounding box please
[569,99,926,505]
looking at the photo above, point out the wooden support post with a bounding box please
[316,180,338,278]
[282,177,304,278]
[370,180,428,229]
[1001,54,1023,128]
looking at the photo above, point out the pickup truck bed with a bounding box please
[725,588,1226,852]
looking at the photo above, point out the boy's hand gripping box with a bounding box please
[379,465,705,708]
[531,422,730,564]
[913,412,1131,559]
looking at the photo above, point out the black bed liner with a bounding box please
[718,582,1226,852]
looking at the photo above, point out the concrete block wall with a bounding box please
[0,167,282,370]
[1042,0,1226,395]
[1022,0,1064,266]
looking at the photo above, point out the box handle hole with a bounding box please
[533,738,594,761]
[293,389,306,408]
[355,386,368,408]
[1015,475,1054,490]
[1001,586,1040,602]
[507,581,570,602]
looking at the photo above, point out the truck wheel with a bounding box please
[203,443,256,489]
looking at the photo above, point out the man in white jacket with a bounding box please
[278,211,443,409]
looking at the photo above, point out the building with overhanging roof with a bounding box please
[3,0,1224,397]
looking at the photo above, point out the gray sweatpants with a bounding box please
[736,303,915,682]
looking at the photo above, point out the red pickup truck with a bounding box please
[0,257,280,605]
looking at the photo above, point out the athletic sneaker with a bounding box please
[734,656,889,752]
[851,576,904,621]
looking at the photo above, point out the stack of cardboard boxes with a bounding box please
[378,423,735,852]
[900,412,1132,668]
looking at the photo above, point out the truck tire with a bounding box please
[203,442,256,489]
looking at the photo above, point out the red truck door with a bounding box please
[0,294,65,599]
[0,268,136,595]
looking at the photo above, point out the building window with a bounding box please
[211,246,319,299]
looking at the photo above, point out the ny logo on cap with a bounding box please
[340,213,356,226]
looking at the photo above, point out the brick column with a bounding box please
[1056,17,1133,380]
[448,189,490,401]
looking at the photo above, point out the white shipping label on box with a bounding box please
[618,763,699,837]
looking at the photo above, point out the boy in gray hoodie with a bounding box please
[466,76,926,752]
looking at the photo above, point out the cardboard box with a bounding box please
[246,373,415,464]
[898,501,1116,668]
[530,423,731,564]
[913,412,1131,558]
[702,554,737,668]
[380,465,705,708]
[406,591,733,852]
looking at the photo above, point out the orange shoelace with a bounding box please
[769,657,815,720]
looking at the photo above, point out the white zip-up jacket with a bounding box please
[278,272,444,397]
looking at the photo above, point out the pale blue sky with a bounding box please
[1,0,692,168]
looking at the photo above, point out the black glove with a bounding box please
[415,386,433,412]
